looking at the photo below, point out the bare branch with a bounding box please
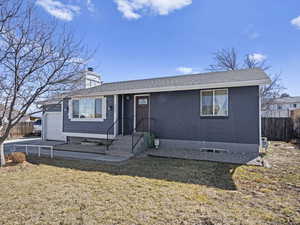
[207,48,239,72]
[243,54,271,71]
[0,0,93,163]
[207,48,285,109]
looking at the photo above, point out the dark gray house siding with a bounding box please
[43,103,61,112]
[122,94,134,135]
[49,86,259,145]
[150,86,259,144]
[62,96,115,135]
[121,86,259,145]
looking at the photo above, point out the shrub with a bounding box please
[4,154,12,162]
[11,152,26,163]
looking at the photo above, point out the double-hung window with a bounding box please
[71,97,105,120]
[201,89,228,116]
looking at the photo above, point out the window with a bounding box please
[33,119,41,125]
[277,105,282,110]
[71,97,104,120]
[201,89,228,116]
[138,98,148,105]
[293,104,297,108]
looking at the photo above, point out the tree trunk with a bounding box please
[0,141,5,166]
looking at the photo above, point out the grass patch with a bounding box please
[0,142,299,224]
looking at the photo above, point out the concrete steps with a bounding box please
[106,135,145,158]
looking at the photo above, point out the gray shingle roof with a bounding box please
[65,68,270,97]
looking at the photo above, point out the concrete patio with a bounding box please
[4,138,131,162]
[147,148,263,165]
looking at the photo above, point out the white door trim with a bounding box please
[133,94,150,131]
[113,95,118,137]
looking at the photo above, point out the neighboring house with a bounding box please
[41,68,270,159]
[262,96,300,118]
[0,104,34,124]
[0,107,37,138]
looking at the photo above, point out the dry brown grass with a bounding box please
[0,142,299,225]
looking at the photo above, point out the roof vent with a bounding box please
[87,67,94,72]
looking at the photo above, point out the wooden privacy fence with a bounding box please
[262,118,294,142]
[8,122,33,139]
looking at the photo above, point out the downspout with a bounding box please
[259,85,262,147]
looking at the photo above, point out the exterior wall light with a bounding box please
[154,138,160,149]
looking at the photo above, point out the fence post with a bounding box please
[38,146,41,157]
[25,145,28,155]
[50,146,53,159]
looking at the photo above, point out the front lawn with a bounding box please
[0,142,299,225]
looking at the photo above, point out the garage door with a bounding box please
[45,112,65,141]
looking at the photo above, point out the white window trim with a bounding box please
[200,89,228,117]
[68,96,107,122]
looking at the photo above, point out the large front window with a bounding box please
[201,89,228,116]
[72,98,103,119]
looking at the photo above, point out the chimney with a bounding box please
[84,67,101,88]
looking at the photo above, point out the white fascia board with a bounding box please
[71,79,271,98]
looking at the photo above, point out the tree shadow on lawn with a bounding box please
[28,156,239,191]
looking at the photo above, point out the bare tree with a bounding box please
[207,48,239,71]
[208,48,284,109]
[0,0,21,33]
[280,93,290,98]
[0,1,90,166]
[244,54,270,71]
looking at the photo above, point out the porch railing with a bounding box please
[106,117,134,151]
[106,116,155,153]
[131,117,155,153]
[13,144,54,158]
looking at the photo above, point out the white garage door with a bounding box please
[45,112,65,141]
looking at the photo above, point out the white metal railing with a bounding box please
[13,144,54,159]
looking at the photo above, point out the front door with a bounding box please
[135,95,149,132]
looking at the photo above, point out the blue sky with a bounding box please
[36,0,300,95]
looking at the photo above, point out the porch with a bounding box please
[4,138,137,162]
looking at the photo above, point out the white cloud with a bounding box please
[176,67,193,74]
[86,0,95,12]
[115,0,192,20]
[36,0,80,21]
[243,24,260,40]
[291,16,300,29]
[115,0,141,19]
[249,53,267,62]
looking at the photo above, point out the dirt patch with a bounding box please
[0,161,35,172]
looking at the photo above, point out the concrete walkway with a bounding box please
[4,139,130,162]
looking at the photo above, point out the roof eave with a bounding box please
[70,79,270,98]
